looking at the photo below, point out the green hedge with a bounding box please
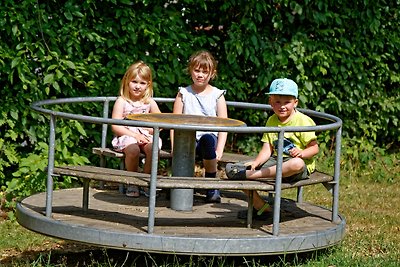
[0,0,399,203]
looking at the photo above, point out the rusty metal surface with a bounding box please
[126,113,246,127]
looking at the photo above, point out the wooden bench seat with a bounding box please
[53,165,334,192]
[79,148,334,229]
[92,147,172,160]
[92,147,252,165]
[52,164,335,230]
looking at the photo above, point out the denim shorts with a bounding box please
[196,134,217,160]
[260,156,309,182]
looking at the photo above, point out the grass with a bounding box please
[0,150,399,266]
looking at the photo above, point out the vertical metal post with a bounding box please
[101,99,109,149]
[170,130,196,211]
[147,127,160,234]
[82,179,89,213]
[45,114,56,217]
[272,130,284,236]
[332,126,342,223]
[297,186,304,203]
[99,99,110,190]
[247,191,254,228]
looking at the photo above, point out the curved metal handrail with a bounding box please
[30,97,342,236]
[31,97,342,133]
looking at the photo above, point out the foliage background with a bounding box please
[0,0,399,206]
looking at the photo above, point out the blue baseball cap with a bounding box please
[267,78,298,98]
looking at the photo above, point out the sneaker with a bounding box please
[125,186,140,198]
[206,189,221,203]
[140,187,160,198]
[140,187,150,197]
[225,163,247,180]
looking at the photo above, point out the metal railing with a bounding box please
[31,96,342,235]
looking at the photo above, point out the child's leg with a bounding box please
[197,134,220,203]
[247,158,305,180]
[137,142,155,197]
[226,157,306,180]
[203,158,217,173]
[197,134,218,175]
[244,190,272,212]
[123,143,141,197]
[124,143,141,172]
[141,142,153,174]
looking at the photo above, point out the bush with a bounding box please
[0,0,399,206]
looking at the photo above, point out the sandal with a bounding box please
[126,186,140,198]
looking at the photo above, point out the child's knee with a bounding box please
[142,143,154,155]
[124,144,140,156]
[291,158,306,171]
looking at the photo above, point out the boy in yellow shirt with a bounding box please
[226,78,319,219]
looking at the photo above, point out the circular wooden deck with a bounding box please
[16,187,345,256]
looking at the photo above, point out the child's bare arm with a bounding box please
[170,93,184,152]
[144,99,161,135]
[111,98,133,137]
[251,142,272,170]
[215,94,228,160]
[149,98,161,113]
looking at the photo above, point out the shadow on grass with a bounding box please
[1,242,335,267]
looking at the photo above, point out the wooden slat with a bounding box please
[92,147,124,158]
[93,148,253,163]
[219,153,254,164]
[53,165,333,191]
[92,147,172,159]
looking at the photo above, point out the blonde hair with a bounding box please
[119,61,153,104]
[188,50,217,80]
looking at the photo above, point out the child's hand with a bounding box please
[143,127,153,134]
[250,162,258,171]
[289,147,302,158]
[136,133,151,144]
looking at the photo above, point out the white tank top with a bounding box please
[178,85,225,140]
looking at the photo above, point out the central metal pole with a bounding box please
[170,129,196,211]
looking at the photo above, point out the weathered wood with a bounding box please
[21,188,339,237]
[92,147,251,165]
[126,113,246,127]
[53,165,333,191]
[219,153,254,164]
[92,147,172,159]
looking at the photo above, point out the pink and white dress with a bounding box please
[111,99,162,151]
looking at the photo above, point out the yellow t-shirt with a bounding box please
[261,110,317,173]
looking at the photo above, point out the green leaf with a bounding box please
[10,110,18,120]
[72,11,84,18]
[48,65,58,71]
[65,60,76,69]
[12,25,18,35]
[64,11,73,21]
[53,81,60,91]
[43,74,55,84]
[11,58,21,69]
[74,120,87,137]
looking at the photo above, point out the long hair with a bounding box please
[188,50,217,80]
[119,61,153,104]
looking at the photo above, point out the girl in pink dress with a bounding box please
[111,61,161,197]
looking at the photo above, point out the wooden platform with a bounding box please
[16,187,345,256]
